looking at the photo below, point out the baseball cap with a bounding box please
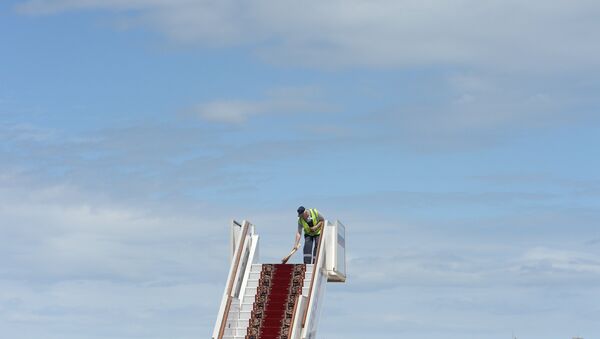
[297,206,305,216]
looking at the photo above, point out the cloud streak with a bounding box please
[0,171,229,338]
[15,0,600,71]
[192,87,333,124]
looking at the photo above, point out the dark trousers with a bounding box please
[303,234,320,264]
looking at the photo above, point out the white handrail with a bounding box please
[213,220,250,339]
[301,220,328,330]
[290,295,307,339]
[237,234,259,302]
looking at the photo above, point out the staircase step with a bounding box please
[245,264,306,339]
[222,264,308,339]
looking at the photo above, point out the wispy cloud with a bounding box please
[349,250,487,290]
[0,119,356,207]
[0,123,57,142]
[0,121,243,204]
[511,247,600,286]
[347,243,600,293]
[0,171,229,338]
[354,71,600,150]
[0,176,227,279]
[15,0,600,71]
[191,86,333,124]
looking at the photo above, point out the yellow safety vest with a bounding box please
[299,208,322,236]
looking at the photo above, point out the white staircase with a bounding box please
[213,219,346,339]
[221,264,314,339]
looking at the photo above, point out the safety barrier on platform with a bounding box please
[324,220,346,282]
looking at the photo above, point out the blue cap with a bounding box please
[297,206,305,216]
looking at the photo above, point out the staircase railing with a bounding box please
[287,294,301,338]
[215,220,250,339]
[301,221,327,330]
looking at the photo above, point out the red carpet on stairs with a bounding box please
[246,264,306,339]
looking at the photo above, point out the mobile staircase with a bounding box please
[212,219,347,339]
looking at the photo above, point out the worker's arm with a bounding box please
[293,231,301,249]
[282,231,302,263]
[310,213,325,233]
[311,220,323,233]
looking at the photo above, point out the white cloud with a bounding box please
[194,100,263,124]
[0,172,230,337]
[192,86,332,124]
[514,247,600,276]
[0,279,219,339]
[349,251,486,290]
[15,0,600,71]
[0,179,227,281]
[0,123,57,142]
[1,165,599,338]
[352,69,600,150]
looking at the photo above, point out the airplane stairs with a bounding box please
[213,220,346,339]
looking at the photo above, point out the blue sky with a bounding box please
[1,1,600,338]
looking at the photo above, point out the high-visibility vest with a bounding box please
[299,208,322,236]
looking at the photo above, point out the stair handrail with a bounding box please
[287,294,301,339]
[217,220,250,339]
[301,221,327,328]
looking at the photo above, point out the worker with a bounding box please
[282,206,324,264]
